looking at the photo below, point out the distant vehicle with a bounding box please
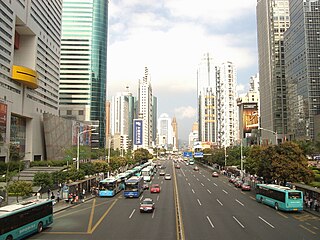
[0,199,53,240]
[175,164,181,169]
[256,184,303,211]
[212,171,219,177]
[143,183,149,190]
[140,198,155,213]
[124,176,144,198]
[241,183,251,191]
[189,159,195,165]
[164,174,171,180]
[234,180,243,188]
[141,166,153,182]
[159,170,166,176]
[193,166,199,171]
[150,184,161,193]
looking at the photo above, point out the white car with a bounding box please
[164,174,171,180]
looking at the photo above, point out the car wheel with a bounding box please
[259,197,263,203]
[275,202,279,211]
[37,222,43,233]
[5,235,13,240]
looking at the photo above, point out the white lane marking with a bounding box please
[161,181,163,184]
[197,199,202,206]
[222,190,228,194]
[181,169,186,177]
[157,195,160,201]
[196,178,200,181]
[188,182,191,186]
[207,178,211,182]
[207,189,212,194]
[129,209,135,219]
[140,195,144,201]
[201,183,204,186]
[186,178,188,181]
[236,199,244,206]
[213,183,217,186]
[206,216,215,228]
[152,209,156,218]
[203,175,206,177]
[192,189,195,194]
[259,216,275,228]
[216,199,223,206]
[233,216,245,228]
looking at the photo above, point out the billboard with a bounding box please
[0,102,7,143]
[133,119,143,146]
[72,121,92,146]
[242,103,258,138]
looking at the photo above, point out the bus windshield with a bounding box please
[125,182,138,191]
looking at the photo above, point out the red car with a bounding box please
[212,171,219,177]
[175,164,181,169]
[241,183,251,191]
[150,184,161,193]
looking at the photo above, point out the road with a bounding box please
[30,159,320,240]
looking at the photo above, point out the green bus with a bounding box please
[0,199,53,240]
[256,184,303,211]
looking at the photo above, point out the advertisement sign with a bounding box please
[72,121,92,146]
[242,103,258,138]
[0,102,7,143]
[133,119,143,146]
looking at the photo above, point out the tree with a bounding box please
[33,172,53,189]
[133,148,152,164]
[80,162,96,175]
[92,160,108,173]
[7,181,33,202]
[68,168,85,182]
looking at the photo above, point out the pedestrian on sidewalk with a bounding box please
[47,189,51,199]
[57,190,60,203]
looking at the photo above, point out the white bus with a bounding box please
[141,166,153,182]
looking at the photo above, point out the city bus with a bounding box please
[124,176,144,198]
[98,177,122,197]
[256,184,303,211]
[116,172,131,190]
[0,199,53,240]
[141,166,153,182]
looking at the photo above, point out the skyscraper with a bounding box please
[0,0,62,162]
[284,0,320,141]
[171,116,178,151]
[138,67,153,149]
[59,0,108,148]
[256,0,290,144]
[217,62,238,147]
[197,53,218,144]
[157,113,174,150]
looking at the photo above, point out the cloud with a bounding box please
[174,106,197,119]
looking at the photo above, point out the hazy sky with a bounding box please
[107,0,258,142]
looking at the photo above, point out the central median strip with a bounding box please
[173,162,185,240]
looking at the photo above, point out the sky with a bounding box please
[107,0,258,142]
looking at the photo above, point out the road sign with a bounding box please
[194,152,203,158]
[183,151,192,157]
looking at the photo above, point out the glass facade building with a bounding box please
[284,0,320,140]
[60,0,108,147]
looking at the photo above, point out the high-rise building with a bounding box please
[197,53,218,144]
[217,61,238,147]
[284,0,320,141]
[59,0,108,148]
[157,113,174,150]
[256,0,290,145]
[189,122,199,150]
[0,0,62,162]
[171,116,178,151]
[152,96,158,146]
[138,67,153,149]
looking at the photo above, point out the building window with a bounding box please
[67,110,72,115]
[79,110,84,115]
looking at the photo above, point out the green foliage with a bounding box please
[80,163,96,176]
[51,171,69,185]
[33,172,53,188]
[30,160,67,167]
[133,148,152,164]
[68,167,85,181]
[7,181,33,202]
[92,160,108,173]
[314,174,320,182]
[309,181,320,188]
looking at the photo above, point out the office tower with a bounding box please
[284,0,320,141]
[171,116,178,151]
[256,0,290,144]
[157,113,174,150]
[138,67,153,149]
[197,53,218,144]
[0,0,62,162]
[59,0,108,148]
[152,96,158,145]
[217,62,238,147]
[189,122,199,149]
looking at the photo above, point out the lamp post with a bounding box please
[259,127,278,145]
[77,128,95,171]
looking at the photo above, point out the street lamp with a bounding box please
[259,127,278,145]
[77,128,96,171]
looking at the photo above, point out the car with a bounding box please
[164,174,171,180]
[234,180,243,188]
[229,177,236,183]
[150,184,161,193]
[175,164,181,169]
[143,183,149,190]
[159,170,166,176]
[193,166,199,171]
[140,198,155,213]
[212,171,219,177]
[241,183,251,191]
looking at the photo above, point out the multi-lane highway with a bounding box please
[31,159,320,240]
